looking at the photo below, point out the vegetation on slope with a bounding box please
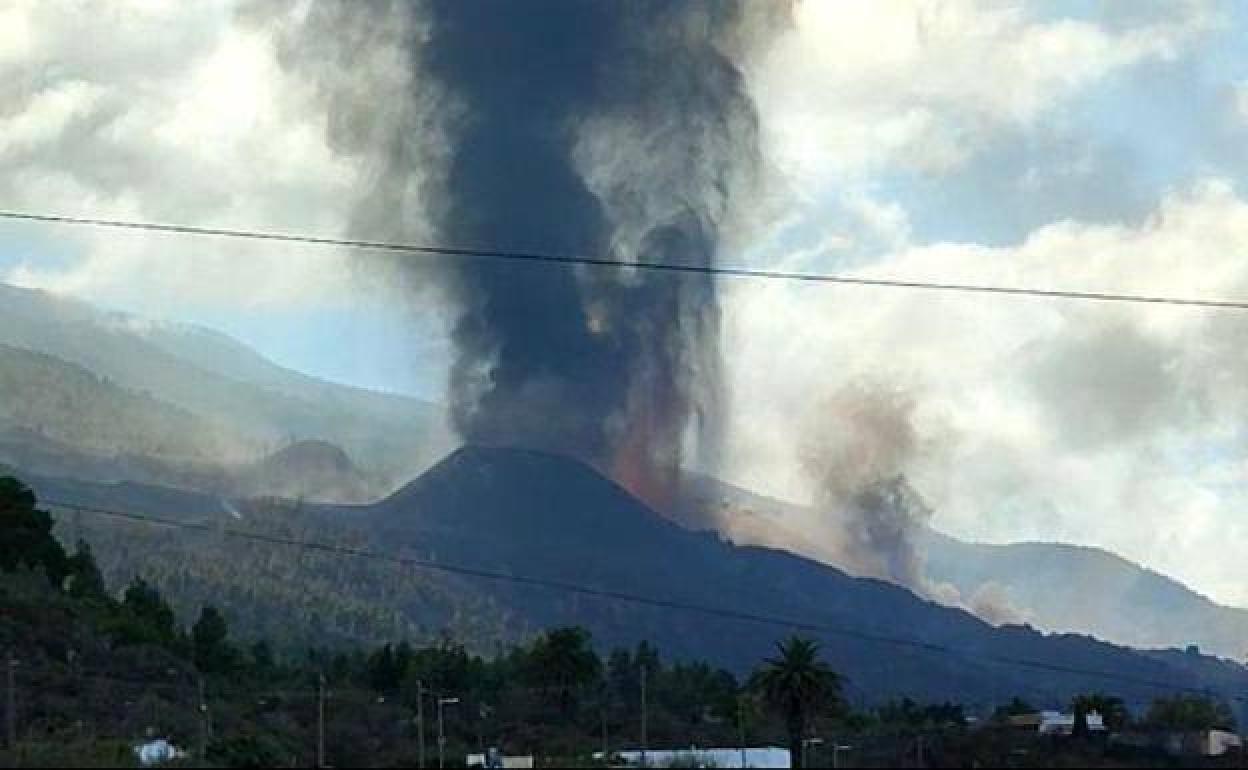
[0,345,257,463]
[2,475,1242,768]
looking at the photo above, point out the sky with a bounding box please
[3,1,1248,606]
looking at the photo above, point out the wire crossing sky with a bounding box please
[5,0,1248,616]
[4,209,1248,310]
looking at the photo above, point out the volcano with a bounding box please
[24,443,1247,710]
[356,446,1247,707]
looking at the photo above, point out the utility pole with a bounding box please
[416,680,425,769]
[437,697,458,770]
[737,695,746,770]
[801,737,823,769]
[197,677,208,768]
[640,665,648,769]
[601,701,608,763]
[316,674,326,769]
[5,654,16,752]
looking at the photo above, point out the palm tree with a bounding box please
[1072,693,1129,735]
[750,636,842,768]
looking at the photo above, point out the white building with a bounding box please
[1192,729,1242,757]
[133,739,187,767]
[465,752,534,769]
[1011,710,1106,735]
[1038,709,1106,735]
[596,747,791,768]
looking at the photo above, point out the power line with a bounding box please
[42,497,1221,697]
[4,209,1248,310]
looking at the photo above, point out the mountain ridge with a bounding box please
[0,281,453,487]
[14,446,1248,720]
[680,473,1248,661]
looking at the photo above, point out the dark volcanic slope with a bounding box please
[361,446,1248,708]
[21,446,1247,712]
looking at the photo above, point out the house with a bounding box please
[1202,729,1243,757]
[1112,728,1243,759]
[133,739,187,767]
[1008,710,1105,735]
[1161,729,1243,757]
[595,746,791,768]
[466,750,534,769]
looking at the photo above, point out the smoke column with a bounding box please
[400,1,780,507]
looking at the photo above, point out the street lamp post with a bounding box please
[317,674,327,769]
[437,697,459,769]
[640,666,648,769]
[5,655,18,751]
[416,680,425,769]
[801,737,823,768]
[737,695,747,770]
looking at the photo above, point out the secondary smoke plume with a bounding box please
[259,1,785,508]
[801,381,933,589]
[800,380,1026,625]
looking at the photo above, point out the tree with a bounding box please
[0,476,68,585]
[368,644,402,695]
[749,637,842,768]
[526,627,602,714]
[992,697,1036,722]
[208,733,290,767]
[1072,693,1128,735]
[117,575,178,647]
[879,698,966,730]
[192,606,234,674]
[1146,695,1235,732]
[66,540,107,600]
[250,640,275,671]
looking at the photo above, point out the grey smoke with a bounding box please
[422,1,778,506]
[262,1,786,505]
[842,475,933,590]
[801,381,931,588]
[800,380,1027,624]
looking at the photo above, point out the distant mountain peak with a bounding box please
[263,439,357,475]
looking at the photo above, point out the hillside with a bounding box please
[26,449,1248,715]
[0,282,453,488]
[358,448,1248,705]
[234,439,375,502]
[919,531,1248,662]
[0,344,257,462]
[680,473,1248,663]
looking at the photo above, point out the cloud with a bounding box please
[749,0,1214,189]
[1023,319,1193,449]
[721,180,1248,607]
[0,1,376,312]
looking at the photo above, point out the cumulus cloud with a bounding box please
[721,180,1248,607]
[750,0,1214,187]
[0,1,379,313]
